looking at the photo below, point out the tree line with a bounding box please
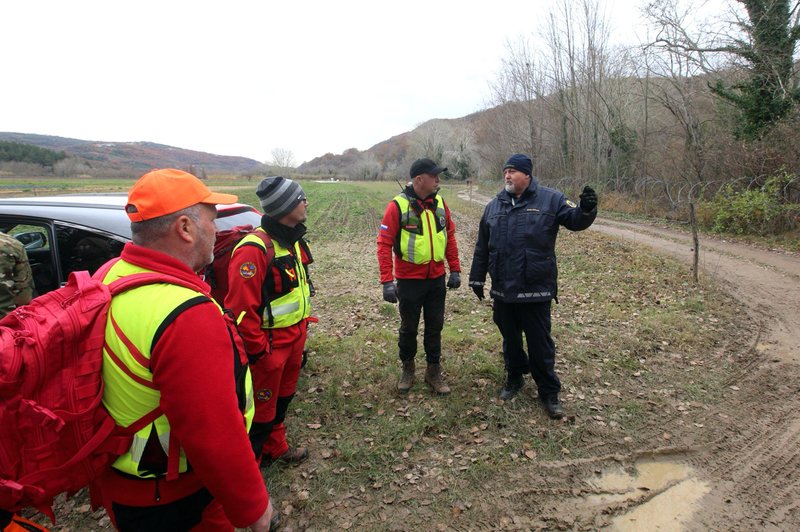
[0,141,67,167]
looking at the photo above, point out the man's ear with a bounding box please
[175,215,194,244]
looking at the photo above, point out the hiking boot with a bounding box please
[269,511,281,531]
[263,446,308,468]
[397,360,415,393]
[542,395,565,419]
[424,363,451,395]
[499,374,524,401]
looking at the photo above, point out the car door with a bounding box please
[1,217,126,296]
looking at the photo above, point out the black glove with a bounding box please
[447,272,461,289]
[579,186,597,212]
[471,284,485,300]
[301,348,309,368]
[382,281,398,303]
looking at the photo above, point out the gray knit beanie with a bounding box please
[256,176,305,220]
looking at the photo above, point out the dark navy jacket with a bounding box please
[469,178,596,303]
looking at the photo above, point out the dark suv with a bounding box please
[0,194,261,295]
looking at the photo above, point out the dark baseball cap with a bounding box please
[410,158,447,178]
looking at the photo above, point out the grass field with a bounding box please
[5,177,754,530]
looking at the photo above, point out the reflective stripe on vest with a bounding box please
[101,259,255,478]
[235,228,311,329]
[393,193,447,264]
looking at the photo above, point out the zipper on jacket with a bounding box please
[423,208,436,279]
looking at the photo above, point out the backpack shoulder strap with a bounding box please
[250,230,275,267]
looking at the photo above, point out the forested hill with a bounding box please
[0,132,263,174]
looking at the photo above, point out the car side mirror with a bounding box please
[15,231,47,250]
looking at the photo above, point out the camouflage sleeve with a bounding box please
[0,235,34,311]
[11,239,33,306]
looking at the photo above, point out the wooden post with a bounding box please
[689,202,699,284]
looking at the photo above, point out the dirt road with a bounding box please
[592,218,799,365]
[590,218,800,531]
[461,189,800,530]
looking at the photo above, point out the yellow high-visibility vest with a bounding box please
[235,228,311,329]
[393,192,447,264]
[101,260,255,478]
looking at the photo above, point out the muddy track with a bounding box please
[460,190,800,530]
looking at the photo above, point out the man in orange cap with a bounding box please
[93,169,274,531]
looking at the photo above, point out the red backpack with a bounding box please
[206,225,273,306]
[0,266,200,522]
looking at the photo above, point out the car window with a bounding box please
[1,222,58,296]
[56,224,125,278]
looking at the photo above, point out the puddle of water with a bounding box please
[586,460,710,531]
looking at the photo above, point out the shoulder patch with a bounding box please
[566,199,577,208]
[239,261,257,278]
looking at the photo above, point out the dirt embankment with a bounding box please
[461,189,800,530]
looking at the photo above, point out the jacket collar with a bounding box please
[119,243,208,288]
[404,185,438,212]
[261,215,307,249]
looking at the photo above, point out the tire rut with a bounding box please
[686,363,800,530]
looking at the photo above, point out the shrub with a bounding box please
[710,173,800,235]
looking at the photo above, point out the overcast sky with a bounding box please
[2,0,726,165]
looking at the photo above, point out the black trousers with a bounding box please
[249,394,294,460]
[492,299,561,398]
[111,487,214,531]
[396,276,446,364]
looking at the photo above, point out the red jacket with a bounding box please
[377,190,461,283]
[95,243,268,528]
[224,234,311,357]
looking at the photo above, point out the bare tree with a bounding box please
[542,0,635,184]
[480,37,549,174]
[269,148,297,169]
[647,0,800,139]
[409,121,448,164]
[640,2,717,199]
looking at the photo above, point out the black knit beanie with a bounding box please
[503,154,533,176]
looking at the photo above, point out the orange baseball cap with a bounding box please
[125,168,238,222]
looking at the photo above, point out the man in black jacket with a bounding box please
[468,154,597,418]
